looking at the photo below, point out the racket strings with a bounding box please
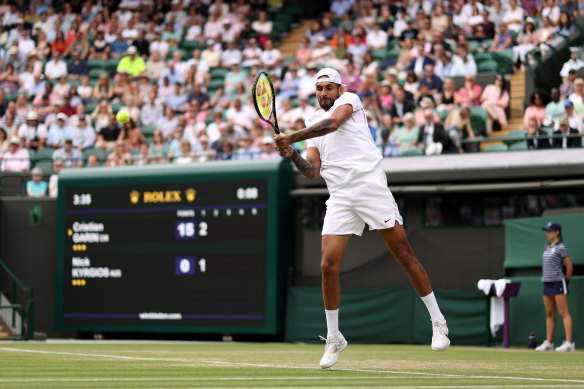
[254,75,274,120]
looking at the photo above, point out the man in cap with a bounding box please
[18,111,48,150]
[553,115,582,148]
[557,100,583,133]
[5,45,25,73]
[1,137,30,172]
[52,137,83,168]
[71,115,96,151]
[221,18,237,43]
[221,42,243,69]
[117,45,146,78]
[47,113,72,149]
[235,133,260,160]
[274,68,450,369]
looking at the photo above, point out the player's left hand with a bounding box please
[274,133,292,149]
[276,145,294,158]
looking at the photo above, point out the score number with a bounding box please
[72,193,92,206]
[176,221,208,239]
[237,187,259,200]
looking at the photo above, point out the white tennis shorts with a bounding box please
[321,166,403,236]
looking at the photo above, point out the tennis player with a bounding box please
[274,68,450,369]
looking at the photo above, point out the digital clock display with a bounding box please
[55,161,292,334]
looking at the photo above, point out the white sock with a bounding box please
[421,292,445,322]
[325,309,340,339]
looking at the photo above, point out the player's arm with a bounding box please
[277,146,321,180]
[563,256,573,282]
[274,103,353,149]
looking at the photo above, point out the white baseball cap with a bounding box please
[315,68,346,87]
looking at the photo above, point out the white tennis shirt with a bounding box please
[306,92,382,193]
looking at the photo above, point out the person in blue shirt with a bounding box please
[535,222,575,352]
[67,50,88,80]
[26,167,48,197]
[165,82,188,113]
[109,33,130,60]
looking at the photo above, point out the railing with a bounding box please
[0,259,35,340]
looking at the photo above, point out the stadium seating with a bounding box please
[483,143,509,152]
[399,148,424,156]
[503,129,528,146]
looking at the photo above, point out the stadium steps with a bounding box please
[480,69,526,151]
[509,69,526,119]
[278,19,314,58]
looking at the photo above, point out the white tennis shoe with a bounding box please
[535,340,554,351]
[555,341,576,352]
[431,319,450,351]
[319,333,348,369]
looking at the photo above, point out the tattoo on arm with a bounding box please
[290,119,336,143]
[290,149,317,180]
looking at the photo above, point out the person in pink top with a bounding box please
[523,90,549,128]
[1,137,30,172]
[481,75,510,134]
[457,75,483,107]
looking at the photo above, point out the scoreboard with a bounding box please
[55,159,293,334]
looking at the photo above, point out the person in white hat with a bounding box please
[274,67,450,369]
[47,113,72,149]
[18,110,48,150]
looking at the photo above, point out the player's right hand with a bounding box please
[274,133,292,148]
[277,145,295,158]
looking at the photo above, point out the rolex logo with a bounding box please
[129,190,140,204]
[185,188,197,202]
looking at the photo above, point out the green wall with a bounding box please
[504,214,584,269]
[285,286,487,345]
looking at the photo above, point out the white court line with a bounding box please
[21,386,584,389]
[0,377,453,383]
[1,347,583,385]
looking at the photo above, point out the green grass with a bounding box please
[0,342,583,388]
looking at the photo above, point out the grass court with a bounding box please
[0,341,583,388]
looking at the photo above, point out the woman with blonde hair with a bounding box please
[437,78,458,111]
[93,73,114,101]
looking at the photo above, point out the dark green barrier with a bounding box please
[285,286,485,345]
[510,276,583,346]
[504,214,584,269]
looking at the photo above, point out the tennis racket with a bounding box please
[252,70,280,134]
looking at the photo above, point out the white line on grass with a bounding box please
[0,377,453,383]
[1,347,583,385]
[58,385,584,389]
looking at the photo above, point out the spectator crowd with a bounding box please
[0,0,582,197]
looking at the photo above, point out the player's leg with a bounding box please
[321,234,351,313]
[378,223,449,351]
[318,234,351,369]
[318,191,360,369]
